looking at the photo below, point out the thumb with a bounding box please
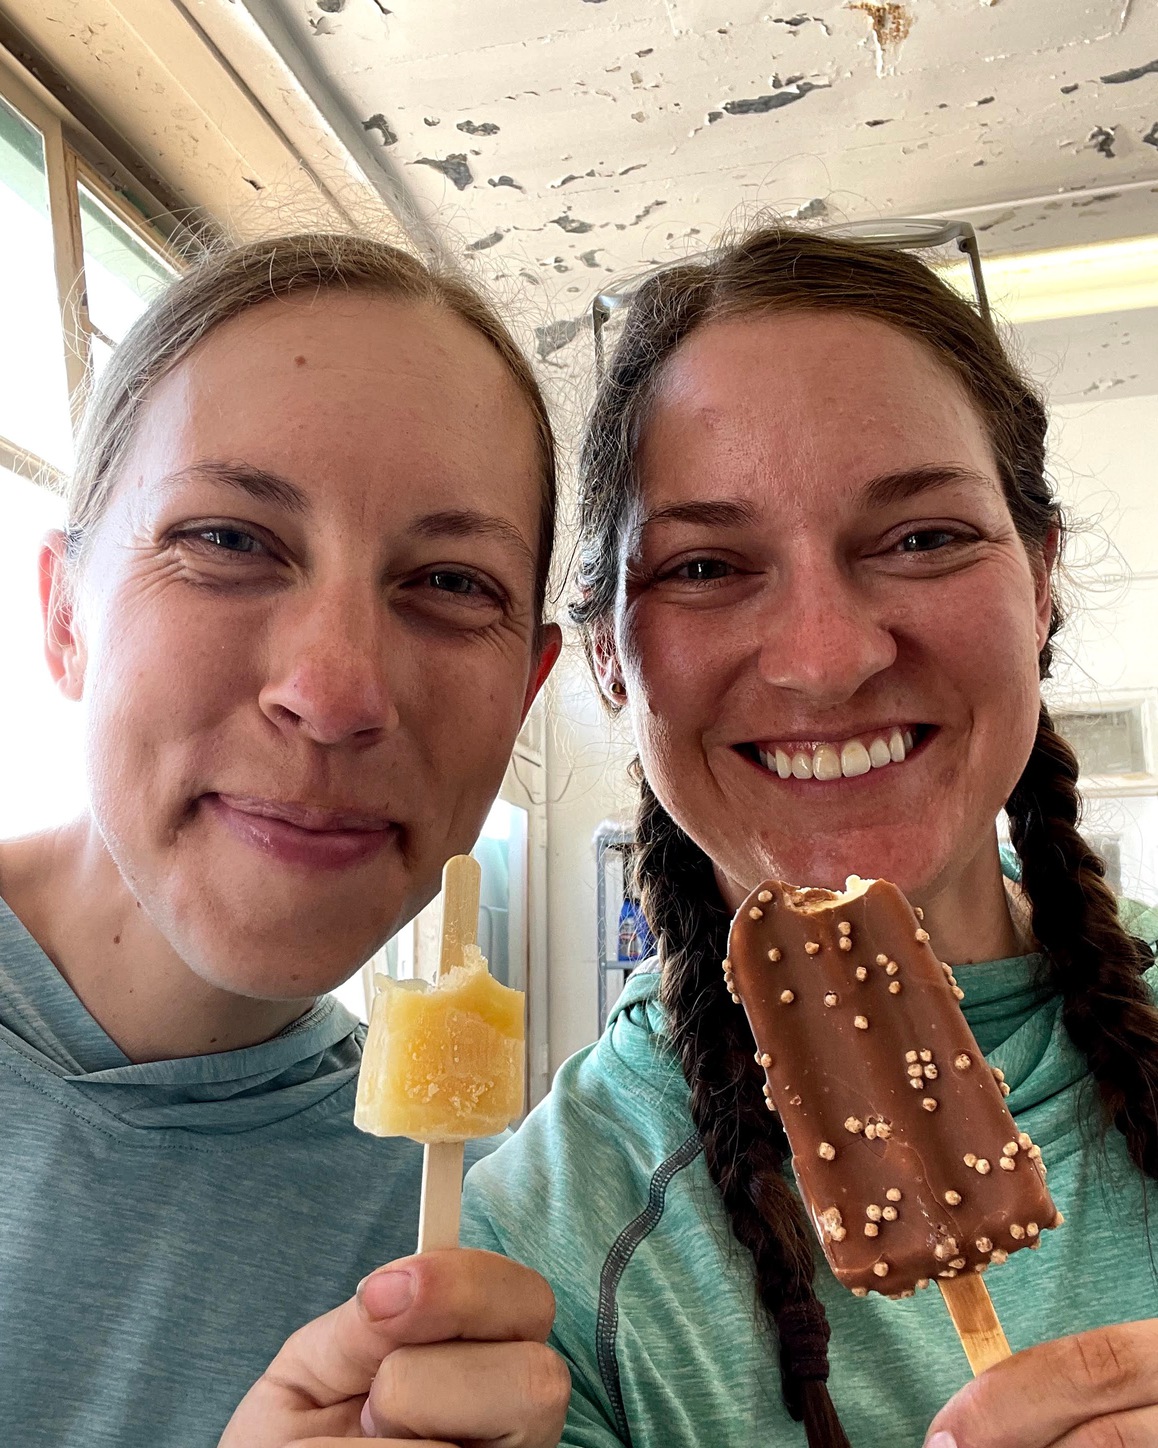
[266,1267,417,1406]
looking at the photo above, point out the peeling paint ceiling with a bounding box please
[261,0,1157,396]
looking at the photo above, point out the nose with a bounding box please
[259,584,401,747]
[755,560,897,707]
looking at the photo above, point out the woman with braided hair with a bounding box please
[462,224,1158,1448]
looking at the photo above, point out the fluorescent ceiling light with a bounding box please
[941,235,1158,324]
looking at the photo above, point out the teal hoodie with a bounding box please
[0,894,489,1447]
[462,901,1158,1447]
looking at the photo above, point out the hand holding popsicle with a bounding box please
[924,1317,1158,1448]
[218,1248,569,1447]
[220,856,567,1448]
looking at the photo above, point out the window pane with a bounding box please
[79,183,173,354]
[476,799,529,990]
[0,98,73,470]
[0,468,87,836]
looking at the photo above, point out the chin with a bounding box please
[195,945,370,1002]
[746,824,954,900]
[169,898,387,1002]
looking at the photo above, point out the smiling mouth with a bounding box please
[738,726,932,782]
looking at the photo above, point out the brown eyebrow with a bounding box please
[638,498,760,531]
[164,469,534,564]
[169,461,309,515]
[860,465,998,508]
[408,509,536,568]
[639,468,995,533]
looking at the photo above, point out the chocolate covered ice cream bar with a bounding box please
[726,876,1062,1306]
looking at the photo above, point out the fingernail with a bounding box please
[356,1268,416,1320]
[925,1434,957,1448]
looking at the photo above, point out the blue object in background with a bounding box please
[617,895,655,964]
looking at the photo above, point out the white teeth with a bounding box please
[755,728,919,781]
[841,740,872,778]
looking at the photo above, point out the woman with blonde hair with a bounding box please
[463,227,1158,1447]
[0,232,567,1447]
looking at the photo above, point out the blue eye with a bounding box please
[198,528,262,554]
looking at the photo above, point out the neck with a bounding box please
[913,836,1034,966]
[0,821,315,1064]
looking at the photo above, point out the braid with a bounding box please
[633,772,851,1448]
[1006,705,1158,1178]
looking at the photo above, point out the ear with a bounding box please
[39,531,86,700]
[521,622,563,719]
[1033,524,1060,654]
[590,619,626,708]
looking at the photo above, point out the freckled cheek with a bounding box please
[87,593,265,755]
[935,588,1041,715]
[623,608,733,717]
[626,631,722,798]
[921,582,1044,824]
[409,661,527,778]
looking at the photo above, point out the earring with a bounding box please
[609,680,626,697]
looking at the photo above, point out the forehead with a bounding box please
[637,311,997,507]
[124,291,541,519]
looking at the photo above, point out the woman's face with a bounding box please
[49,293,558,998]
[607,311,1051,906]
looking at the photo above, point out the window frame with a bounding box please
[0,47,181,487]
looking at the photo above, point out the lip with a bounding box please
[203,793,398,870]
[747,723,924,753]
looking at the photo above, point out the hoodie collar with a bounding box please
[0,894,362,1133]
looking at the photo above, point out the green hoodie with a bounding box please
[462,901,1158,1448]
[0,894,492,1448]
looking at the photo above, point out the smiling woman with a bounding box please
[0,233,567,1448]
[461,226,1158,1448]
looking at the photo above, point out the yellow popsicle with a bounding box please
[355,943,525,1145]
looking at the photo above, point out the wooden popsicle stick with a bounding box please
[417,854,481,1255]
[417,1139,465,1252]
[438,854,482,976]
[938,1273,1012,1376]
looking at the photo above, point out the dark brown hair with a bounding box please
[572,227,1158,1447]
[69,232,557,616]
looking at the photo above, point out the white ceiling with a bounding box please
[255,0,1158,398]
